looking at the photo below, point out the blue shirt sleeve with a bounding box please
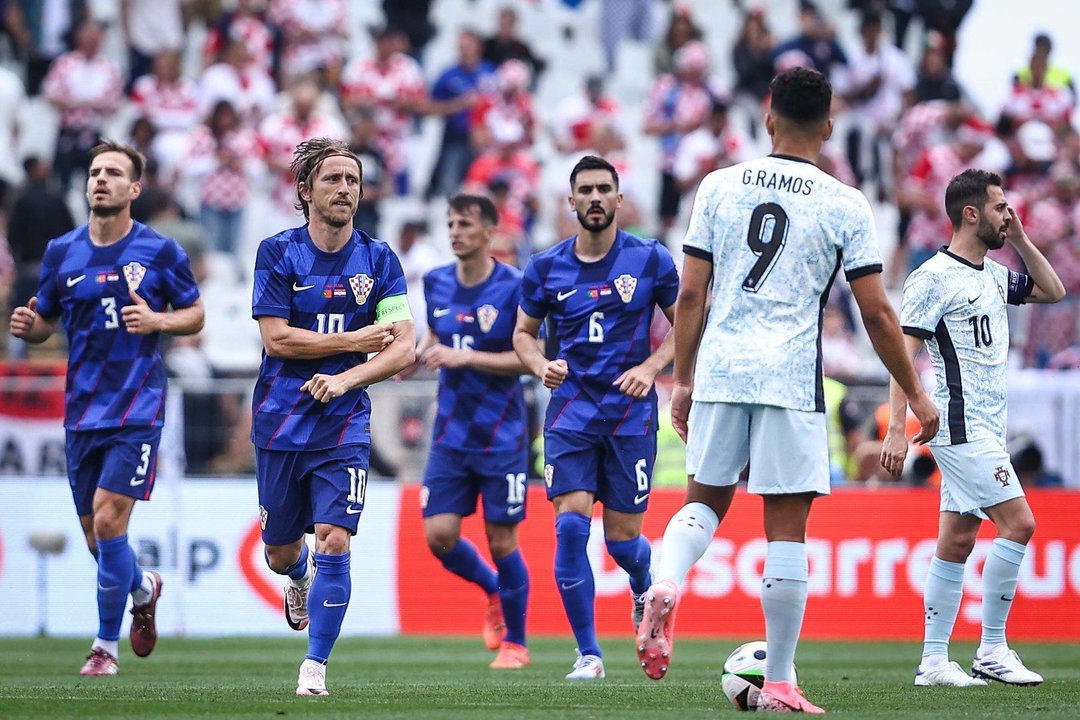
[431,69,457,101]
[35,240,62,319]
[161,240,201,309]
[376,245,408,304]
[654,243,680,309]
[518,257,548,319]
[252,238,291,319]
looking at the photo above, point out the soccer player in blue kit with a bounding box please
[9,141,205,676]
[251,138,415,696]
[411,194,533,670]
[513,155,679,680]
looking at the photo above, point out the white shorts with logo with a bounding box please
[685,401,830,496]
[930,437,1025,519]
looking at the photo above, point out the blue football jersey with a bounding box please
[424,261,528,453]
[520,230,679,435]
[251,226,408,451]
[35,222,200,430]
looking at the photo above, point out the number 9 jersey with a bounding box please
[683,154,882,413]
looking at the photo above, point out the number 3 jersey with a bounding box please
[251,226,408,452]
[683,154,882,412]
[900,249,1033,446]
[35,222,200,430]
[423,261,528,454]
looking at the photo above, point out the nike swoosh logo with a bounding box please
[967,295,981,304]
[323,600,348,608]
[634,493,650,505]
[67,274,86,287]
[1001,594,1014,602]
[560,579,585,590]
[433,307,451,317]
[98,584,118,591]
[345,505,362,515]
[507,505,524,516]
[129,476,145,487]
[293,283,315,292]
[556,289,577,301]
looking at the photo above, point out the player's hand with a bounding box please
[612,364,658,399]
[10,296,38,338]
[907,391,940,445]
[420,343,465,370]
[122,289,160,335]
[879,429,909,478]
[1004,206,1026,243]
[351,322,395,353]
[670,382,692,443]
[540,359,568,389]
[301,372,352,403]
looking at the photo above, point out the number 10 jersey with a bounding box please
[682,154,882,412]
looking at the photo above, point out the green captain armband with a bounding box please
[375,294,411,323]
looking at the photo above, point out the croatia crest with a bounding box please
[349,274,375,305]
[123,261,147,291]
[544,464,554,488]
[477,304,498,333]
[613,273,637,304]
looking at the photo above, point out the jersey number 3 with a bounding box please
[742,202,789,293]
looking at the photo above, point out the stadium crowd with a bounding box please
[0,0,1075,484]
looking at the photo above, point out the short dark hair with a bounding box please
[945,169,1003,229]
[769,67,832,126]
[448,193,498,225]
[569,155,619,190]
[290,137,364,220]
[89,140,145,180]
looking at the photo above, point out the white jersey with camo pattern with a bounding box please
[900,249,1033,446]
[682,155,883,412]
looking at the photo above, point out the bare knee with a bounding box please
[937,533,977,563]
[426,527,461,556]
[92,505,128,540]
[315,526,350,555]
[264,542,303,573]
[486,524,517,560]
[1002,516,1035,545]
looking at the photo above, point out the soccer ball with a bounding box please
[721,641,797,711]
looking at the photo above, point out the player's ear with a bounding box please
[764,111,776,139]
[963,204,978,225]
[298,182,311,202]
[129,180,142,200]
[821,117,834,142]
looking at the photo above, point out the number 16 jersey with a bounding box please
[683,154,882,413]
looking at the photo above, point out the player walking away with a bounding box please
[882,169,1065,688]
[635,68,939,713]
[251,138,415,696]
[513,155,679,680]
[409,194,532,670]
[9,141,205,676]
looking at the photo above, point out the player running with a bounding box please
[513,155,679,680]
[882,169,1064,688]
[251,138,415,696]
[10,141,204,676]
[635,68,938,713]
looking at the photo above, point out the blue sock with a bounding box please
[96,535,135,643]
[606,536,652,596]
[495,549,529,646]
[128,544,145,594]
[265,544,312,583]
[554,512,600,658]
[437,538,499,595]
[306,552,351,664]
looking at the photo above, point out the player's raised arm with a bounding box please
[1003,207,1065,304]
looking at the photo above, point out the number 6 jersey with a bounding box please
[683,154,882,412]
[900,249,1033,446]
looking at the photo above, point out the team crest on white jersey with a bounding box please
[477,304,498,333]
[544,464,554,488]
[349,274,374,305]
[123,262,146,291]
[613,274,637,303]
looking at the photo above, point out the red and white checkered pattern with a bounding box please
[131,75,199,132]
[186,125,262,211]
[550,93,624,153]
[470,91,536,147]
[257,111,348,211]
[340,52,425,176]
[269,0,347,78]
[204,13,276,74]
[463,150,539,221]
[893,101,953,177]
[198,62,277,126]
[902,144,966,252]
[644,74,715,167]
[1002,83,1075,128]
[43,51,122,130]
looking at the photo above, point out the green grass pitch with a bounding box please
[0,636,1077,718]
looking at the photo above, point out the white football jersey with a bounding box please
[683,155,883,412]
[900,250,1032,446]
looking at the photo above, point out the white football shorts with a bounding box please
[685,401,830,495]
[931,438,1025,519]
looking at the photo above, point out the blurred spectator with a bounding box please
[487,177,527,266]
[654,2,702,77]
[771,1,848,79]
[731,7,775,138]
[341,24,426,195]
[396,220,440,337]
[6,157,75,310]
[1001,33,1076,131]
[349,109,390,239]
[914,43,963,103]
[8,0,87,96]
[823,376,863,484]
[382,0,436,66]
[0,51,25,196]
[424,28,495,200]
[469,58,535,153]
[199,37,277,126]
[820,303,862,381]
[131,49,200,182]
[1004,120,1058,201]
[916,1,974,67]
[599,0,655,73]
[42,18,122,194]
[643,40,718,238]
[482,6,546,83]
[268,0,348,83]
[463,125,539,232]
[835,11,915,192]
[185,100,262,261]
[550,75,624,156]
[202,0,281,77]
[672,98,750,196]
[120,0,185,92]
[1013,441,1064,487]
[127,116,158,172]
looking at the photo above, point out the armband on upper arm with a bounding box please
[375,294,412,323]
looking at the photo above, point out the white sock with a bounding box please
[92,638,119,658]
[761,541,807,684]
[978,538,1026,657]
[130,572,153,605]
[922,556,965,665]
[657,502,719,587]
